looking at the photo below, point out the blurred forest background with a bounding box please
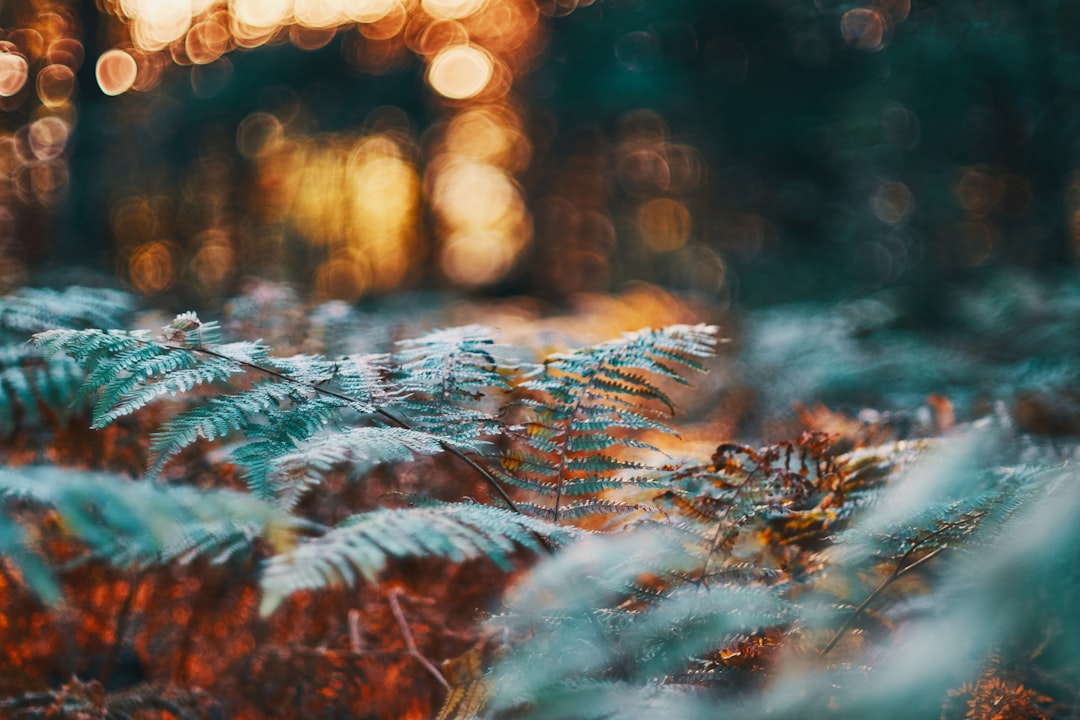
[0,0,1076,316]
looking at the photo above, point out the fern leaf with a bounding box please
[503,324,718,521]
[391,325,512,442]
[273,426,491,509]
[259,503,579,615]
[0,467,299,602]
[0,286,132,334]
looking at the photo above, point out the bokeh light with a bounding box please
[96,49,138,95]
[427,45,494,99]
[36,64,76,107]
[422,0,487,21]
[0,53,30,97]
[128,240,178,294]
[840,8,888,51]
[639,198,691,252]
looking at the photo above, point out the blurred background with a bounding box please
[0,0,1076,315]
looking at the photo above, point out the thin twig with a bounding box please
[819,545,945,658]
[388,589,450,691]
[819,511,985,658]
[348,609,363,654]
[697,467,758,587]
[99,569,146,688]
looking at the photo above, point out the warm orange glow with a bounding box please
[427,45,493,99]
[430,160,530,284]
[638,198,690,252]
[295,0,348,29]
[28,117,69,161]
[422,0,486,20]
[356,3,409,39]
[345,0,399,23]
[440,230,516,285]
[96,49,138,95]
[28,160,68,206]
[46,38,85,71]
[443,106,530,170]
[9,28,44,62]
[0,136,20,177]
[416,20,469,57]
[126,0,194,51]
[237,113,284,158]
[0,53,30,97]
[86,0,568,292]
[189,230,236,295]
[129,241,177,294]
[261,131,423,295]
[36,64,76,107]
[315,251,372,301]
[186,17,232,64]
[431,161,518,231]
[231,0,292,29]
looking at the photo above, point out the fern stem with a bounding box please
[375,406,521,514]
[818,545,945,658]
[552,367,597,522]
[696,466,759,586]
[170,343,521,515]
[817,512,984,658]
[99,570,146,689]
[388,588,450,691]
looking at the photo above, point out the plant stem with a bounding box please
[388,589,449,691]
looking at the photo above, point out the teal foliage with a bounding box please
[0,466,300,604]
[260,502,580,615]
[26,310,716,614]
[0,287,132,437]
[390,324,513,444]
[466,428,1077,720]
[499,324,718,521]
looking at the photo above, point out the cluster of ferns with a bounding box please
[0,286,1074,720]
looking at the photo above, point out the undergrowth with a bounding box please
[0,284,1074,719]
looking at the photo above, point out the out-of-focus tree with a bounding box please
[0,0,1075,309]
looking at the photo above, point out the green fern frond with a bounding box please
[0,466,300,602]
[391,325,512,442]
[502,324,718,521]
[259,502,580,615]
[0,288,133,437]
[146,380,297,478]
[273,426,492,509]
[0,286,132,334]
[217,395,345,500]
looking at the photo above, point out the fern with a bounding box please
[259,502,580,615]
[0,466,302,602]
[391,325,512,441]
[0,286,132,334]
[0,287,132,437]
[439,426,1079,720]
[499,324,717,521]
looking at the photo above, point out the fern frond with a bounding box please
[273,426,492,509]
[0,286,132,334]
[146,380,297,478]
[391,325,512,442]
[503,324,718,521]
[227,395,346,499]
[259,502,579,615]
[0,466,300,602]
